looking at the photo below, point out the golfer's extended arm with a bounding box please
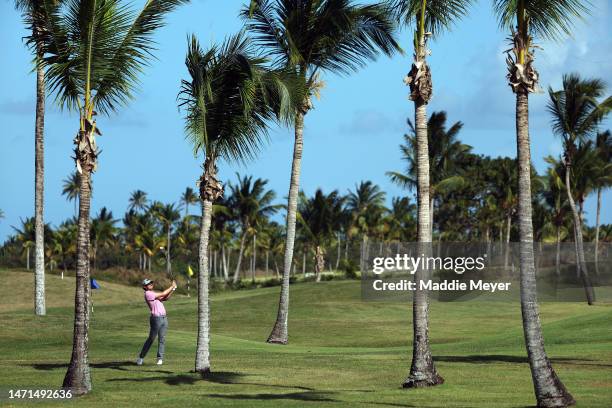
[155,286,174,300]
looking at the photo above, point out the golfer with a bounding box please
[136,278,176,366]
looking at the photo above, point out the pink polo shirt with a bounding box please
[144,290,166,317]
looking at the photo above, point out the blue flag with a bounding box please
[90,278,101,289]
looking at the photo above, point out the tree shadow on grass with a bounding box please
[108,370,316,391]
[206,391,337,403]
[434,355,602,365]
[28,361,172,374]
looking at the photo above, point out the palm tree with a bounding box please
[128,190,148,212]
[346,181,387,271]
[387,111,471,237]
[12,217,36,270]
[390,0,472,387]
[61,172,80,217]
[90,207,117,271]
[547,74,611,302]
[42,0,187,394]
[228,175,281,283]
[178,33,297,375]
[149,201,181,276]
[593,130,612,272]
[494,1,590,406]
[52,220,77,279]
[180,187,199,217]
[14,0,56,317]
[543,157,570,275]
[297,189,346,281]
[245,0,400,345]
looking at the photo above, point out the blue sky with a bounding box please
[1,0,611,242]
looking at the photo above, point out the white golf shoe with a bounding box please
[136,357,143,366]
[156,359,163,365]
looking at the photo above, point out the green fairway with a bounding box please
[0,269,611,407]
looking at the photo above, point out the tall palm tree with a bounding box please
[149,201,181,276]
[245,0,400,345]
[128,190,148,212]
[387,111,471,236]
[391,0,472,387]
[15,0,57,316]
[12,217,36,270]
[180,187,199,217]
[42,0,187,394]
[228,175,281,283]
[346,180,387,271]
[547,74,611,302]
[90,207,117,271]
[297,189,346,281]
[543,156,570,275]
[593,130,612,272]
[178,33,297,375]
[61,172,80,216]
[494,1,590,406]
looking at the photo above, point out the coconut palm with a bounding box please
[41,0,187,394]
[149,201,181,276]
[180,187,199,217]
[547,74,611,302]
[90,207,117,271]
[387,111,471,237]
[62,172,80,216]
[543,157,571,275]
[346,181,387,271]
[14,0,57,316]
[390,0,473,385]
[245,0,400,344]
[593,130,612,272]
[297,189,346,281]
[178,32,297,375]
[228,175,281,283]
[494,1,591,406]
[12,217,36,270]
[52,220,77,279]
[128,190,148,213]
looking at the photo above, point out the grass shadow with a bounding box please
[28,361,172,373]
[206,391,337,403]
[434,355,597,365]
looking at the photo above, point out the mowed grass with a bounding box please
[0,269,611,407]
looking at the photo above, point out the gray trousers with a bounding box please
[139,315,168,359]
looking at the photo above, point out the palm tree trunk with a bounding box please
[555,226,561,277]
[302,249,306,277]
[34,58,46,316]
[403,99,443,388]
[429,195,434,238]
[266,250,269,276]
[267,108,305,344]
[26,247,30,271]
[252,233,257,282]
[335,232,341,270]
[195,199,212,375]
[166,227,171,276]
[515,91,574,407]
[222,245,228,281]
[232,232,247,283]
[594,188,601,275]
[564,163,595,304]
[504,214,512,268]
[63,168,93,394]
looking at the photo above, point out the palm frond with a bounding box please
[493,0,590,41]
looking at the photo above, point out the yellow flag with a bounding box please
[187,265,194,277]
